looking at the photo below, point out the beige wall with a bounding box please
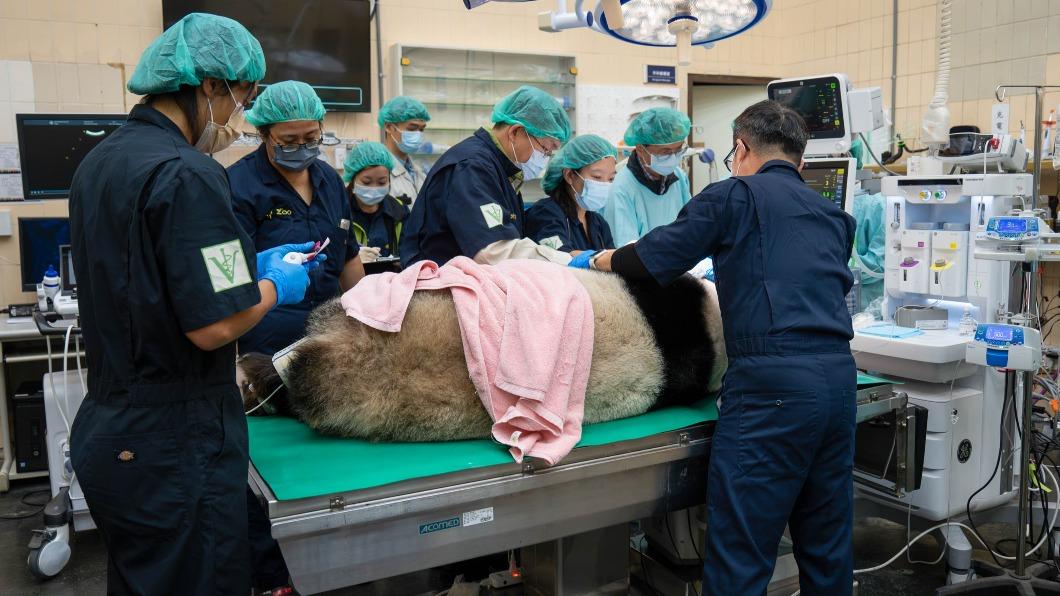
[1,0,1059,307]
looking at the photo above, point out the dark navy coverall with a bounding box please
[524,195,615,252]
[614,160,857,596]
[228,144,358,357]
[68,104,258,595]
[399,128,525,267]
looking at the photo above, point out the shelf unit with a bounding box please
[390,45,577,201]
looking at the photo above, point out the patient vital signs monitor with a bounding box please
[801,157,857,213]
[768,74,852,155]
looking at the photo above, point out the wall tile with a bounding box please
[1048,14,1060,53]
[31,61,56,103]
[9,60,33,102]
[0,62,8,102]
[1030,55,1047,86]
[0,101,13,143]
[980,0,998,29]
[99,65,122,104]
[77,63,102,104]
[52,20,76,63]
[1031,0,1049,20]
[27,20,51,62]
[997,0,1014,25]
[74,22,98,64]
[55,62,77,102]
[97,24,121,64]
[1027,19,1047,57]
[73,0,97,24]
[963,64,981,101]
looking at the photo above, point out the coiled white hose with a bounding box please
[929,0,952,111]
[921,0,953,145]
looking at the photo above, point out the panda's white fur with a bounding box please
[240,272,725,442]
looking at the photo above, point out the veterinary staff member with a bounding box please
[586,100,857,595]
[525,134,617,252]
[379,95,431,205]
[847,141,885,309]
[344,141,410,262]
[604,107,692,246]
[67,14,318,594]
[400,85,574,267]
[229,80,365,357]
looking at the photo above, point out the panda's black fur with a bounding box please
[623,275,716,410]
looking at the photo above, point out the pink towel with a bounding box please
[340,257,594,464]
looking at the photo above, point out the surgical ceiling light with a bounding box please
[539,0,772,66]
[463,0,536,8]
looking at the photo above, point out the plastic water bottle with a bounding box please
[42,265,60,303]
[958,306,977,336]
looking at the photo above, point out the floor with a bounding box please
[0,478,1032,595]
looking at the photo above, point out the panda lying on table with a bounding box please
[237,270,726,442]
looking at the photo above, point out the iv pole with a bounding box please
[937,84,1060,595]
[995,84,1060,578]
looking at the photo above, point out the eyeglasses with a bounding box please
[723,140,749,173]
[645,144,688,158]
[270,130,323,153]
[525,130,557,158]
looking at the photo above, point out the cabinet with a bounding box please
[390,45,577,201]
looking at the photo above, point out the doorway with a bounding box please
[688,75,775,194]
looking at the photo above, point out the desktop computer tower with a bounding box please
[12,381,47,473]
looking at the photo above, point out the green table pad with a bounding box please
[250,398,719,501]
[857,372,901,387]
[251,376,893,502]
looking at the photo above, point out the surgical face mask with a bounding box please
[573,173,611,212]
[194,82,244,154]
[354,184,389,205]
[272,143,321,172]
[395,129,423,153]
[647,150,681,177]
[511,128,549,180]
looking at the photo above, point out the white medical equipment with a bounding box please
[767,73,886,156]
[850,173,1033,587]
[965,324,1041,371]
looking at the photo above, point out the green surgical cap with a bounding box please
[542,134,618,194]
[491,86,572,144]
[623,107,691,147]
[245,81,325,127]
[343,141,394,183]
[127,13,266,95]
[377,96,431,126]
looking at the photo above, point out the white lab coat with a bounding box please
[388,152,427,205]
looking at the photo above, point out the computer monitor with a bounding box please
[801,158,857,214]
[59,245,76,294]
[16,114,126,199]
[767,74,851,156]
[18,217,70,291]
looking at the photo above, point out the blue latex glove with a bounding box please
[568,250,596,269]
[255,242,315,278]
[260,251,311,307]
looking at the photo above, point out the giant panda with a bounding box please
[238,270,726,442]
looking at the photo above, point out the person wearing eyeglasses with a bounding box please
[228,80,365,357]
[400,85,575,267]
[603,107,693,246]
[584,100,857,596]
